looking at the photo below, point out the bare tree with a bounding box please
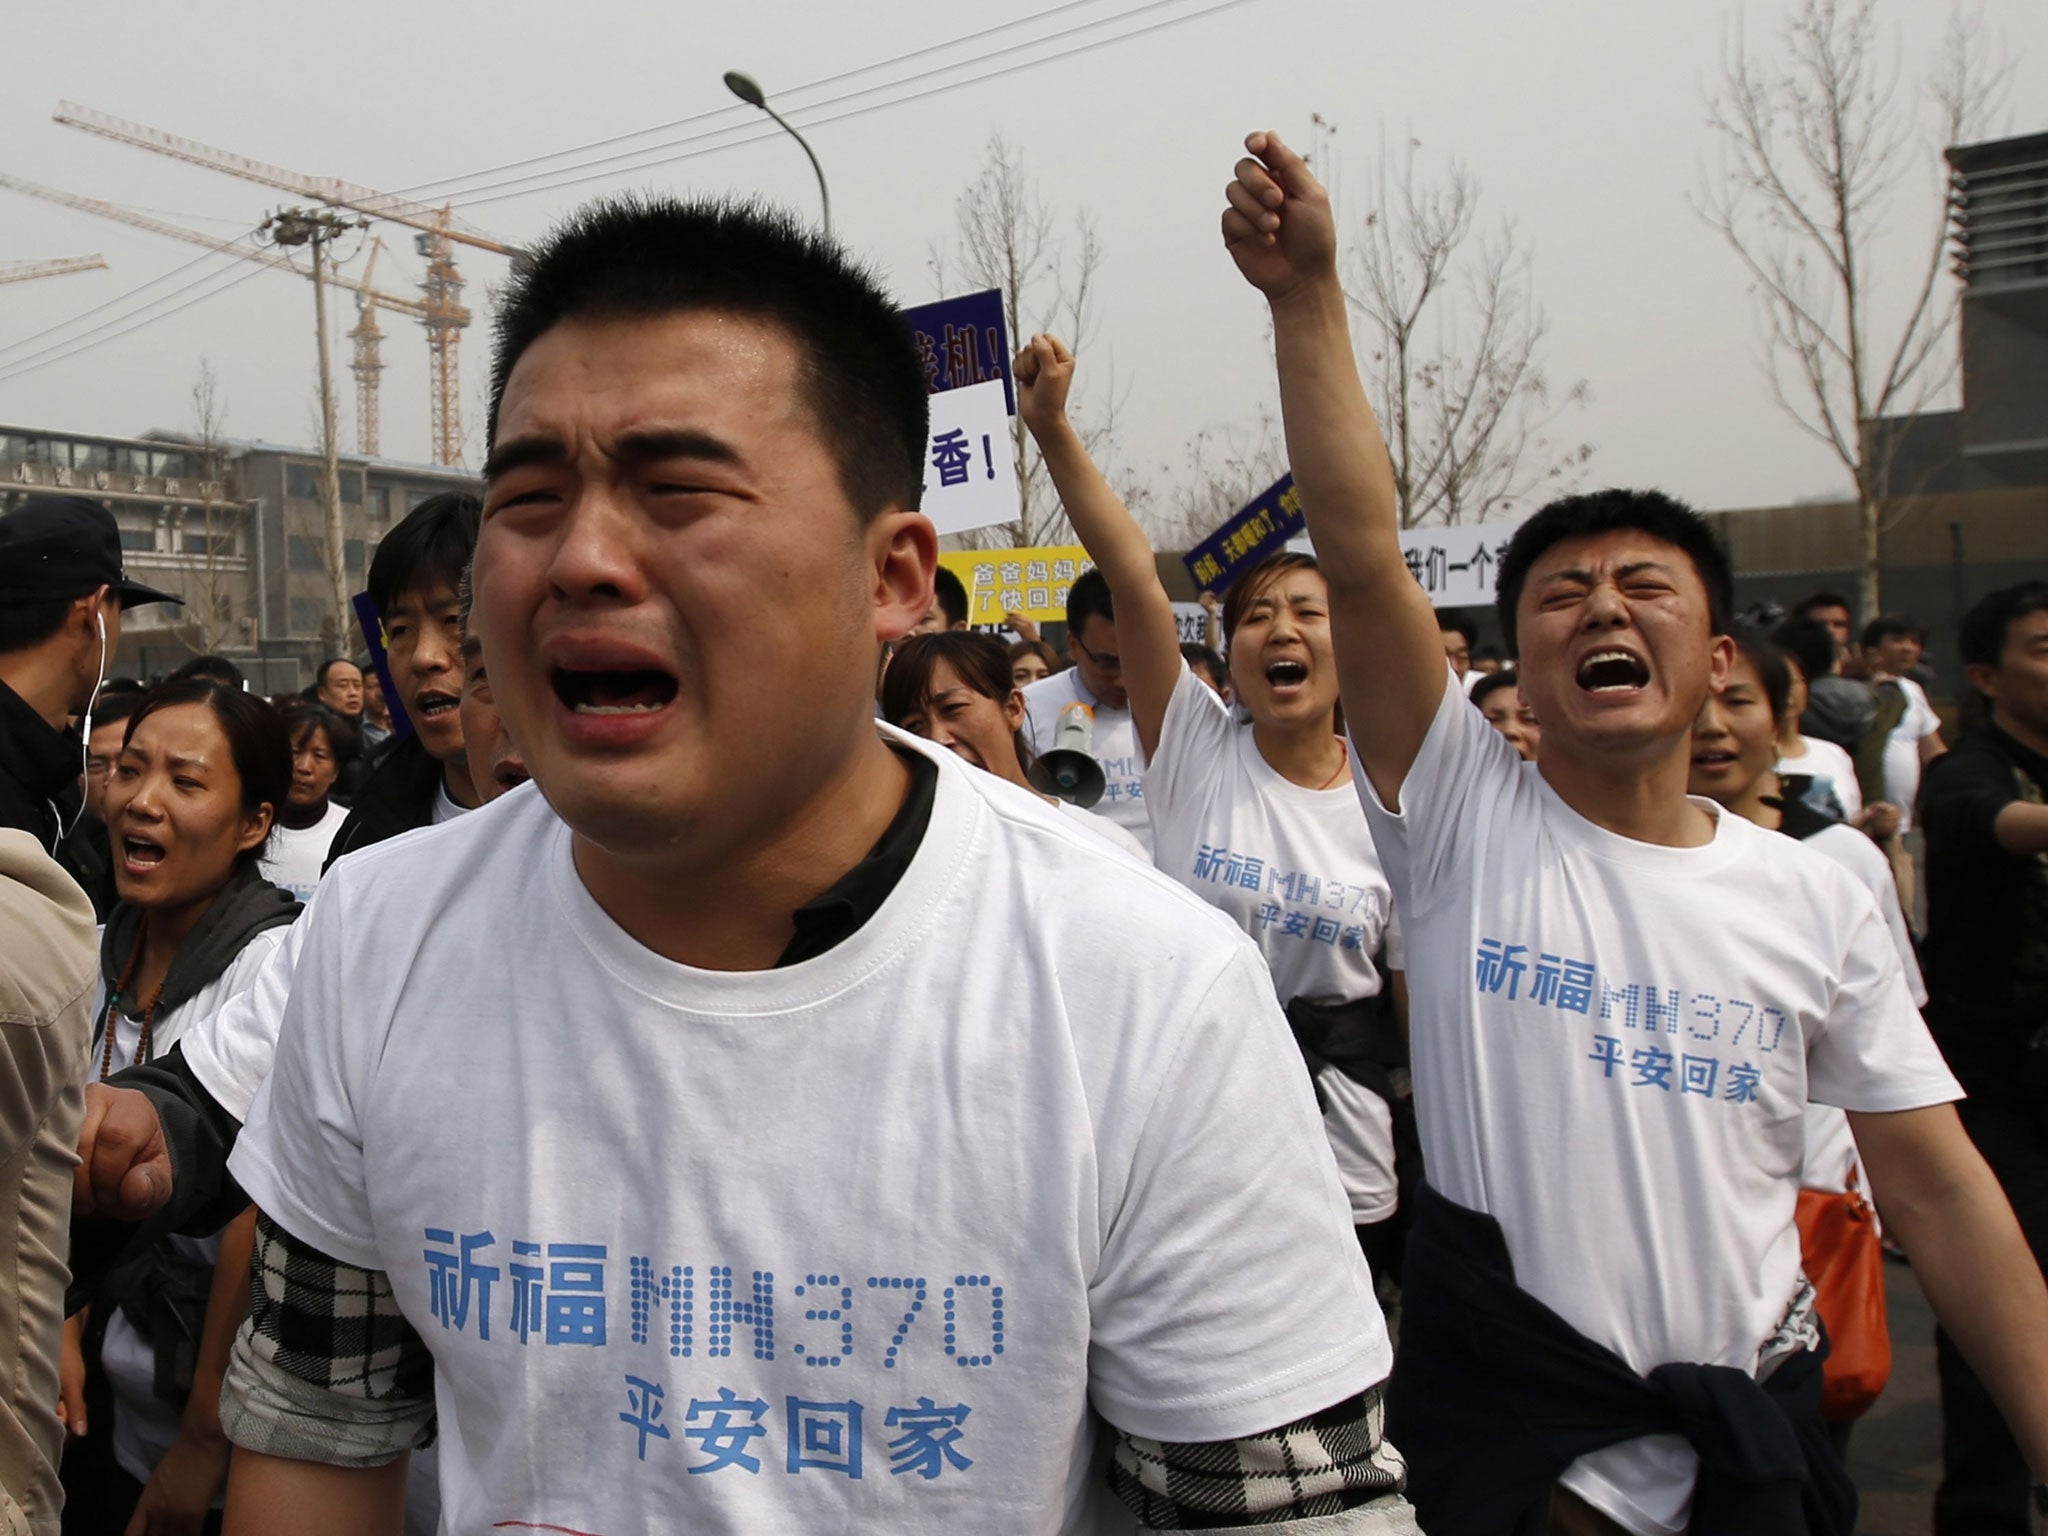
[180,361,241,656]
[1155,407,1291,555]
[1697,0,2008,615]
[931,133,1137,548]
[1336,125,1592,529]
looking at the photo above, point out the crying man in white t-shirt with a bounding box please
[214,196,1412,1536]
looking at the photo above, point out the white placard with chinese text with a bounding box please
[1284,519,1524,608]
[920,379,1020,536]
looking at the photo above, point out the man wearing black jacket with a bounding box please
[0,496,181,917]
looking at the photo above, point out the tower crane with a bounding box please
[54,102,524,467]
[0,172,425,458]
[0,254,108,285]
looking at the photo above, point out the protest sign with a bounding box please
[1171,602,1214,648]
[1398,518,1525,608]
[921,378,1020,536]
[1182,473,1303,593]
[901,289,1013,411]
[351,591,412,739]
[938,544,1094,627]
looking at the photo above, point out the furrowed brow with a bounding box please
[613,429,744,471]
[483,434,568,483]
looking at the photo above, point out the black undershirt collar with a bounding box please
[776,746,937,968]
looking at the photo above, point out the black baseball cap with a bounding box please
[0,495,182,609]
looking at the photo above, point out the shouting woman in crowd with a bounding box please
[62,677,296,1536]
[1014,331,1408,1280]
[257,699,359,904]
[881,629,1146,860]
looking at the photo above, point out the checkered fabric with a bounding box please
[241,1211,434,1403]
[1108,1385,1408,1528]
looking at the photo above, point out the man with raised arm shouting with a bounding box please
[1221,131,2048,1536]
[210,196,1413,1536]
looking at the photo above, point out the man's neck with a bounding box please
[1252,716,1346,789]
[1537,738,1716,847]
[1726,769,1784,831]
[0,650,77,733]
[1991,706,2048,761]
[1776,719,1804,753]
[441,755,480,811]
[573,732,914,971]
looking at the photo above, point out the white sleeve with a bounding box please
[1817,825,1927,1008]
[1829,743,1864,820]
[1909,681,1942,742]
[1351,665,1520,921]
[182,909,310,1123]
[1142,658,1238,816]
[1087,944,1389,1443]
[227,868,383,1269]
[1805,890,1958,1114]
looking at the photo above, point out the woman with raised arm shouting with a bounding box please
[1015,332,1410,1282]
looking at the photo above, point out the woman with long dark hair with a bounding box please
[881,631,1147,860]
[61,678,296,1536]
[1016,332,1408,1279]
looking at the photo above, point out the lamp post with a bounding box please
[723,70,832,240]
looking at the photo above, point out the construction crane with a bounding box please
[0,254,108,285]
[54,102,524,467]
[0,172,426,458]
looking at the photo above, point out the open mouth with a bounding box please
[122,834,166,872]
[550,668,680,717]
[1575,649,1650,694]
[412,690,461,724]
[1265,659,1309,688]
[1691,748,1738,771]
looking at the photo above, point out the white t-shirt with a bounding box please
[1882,678,1942,832]
[257,801,350,904]
[431,779,467,825]
[1146,660,1399,1224]
[93,926,290,1489]
[1021,669,1151,853]
[1777,737,1862,822]
[231,741,1389,1535]
[1355,671,1960,1536]
[1055,800,1148,862]
[1797,821,1928,1199]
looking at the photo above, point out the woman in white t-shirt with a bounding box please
[879,631,1150,861]
[1016,332,1406,1276]
[257,699,359,902]
[61,677,299,1535]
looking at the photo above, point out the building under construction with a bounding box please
[0,420,474,687]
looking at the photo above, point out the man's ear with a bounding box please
[868,510,938,644]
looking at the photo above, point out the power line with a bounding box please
[0,243,237,362]
[445,0,1256,212]
[384,0,1130,203]
[0,262,266,386]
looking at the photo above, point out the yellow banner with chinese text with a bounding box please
[937,546,1097,627]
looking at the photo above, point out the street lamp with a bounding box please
[723,70,832,240]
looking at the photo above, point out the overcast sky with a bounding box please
[1,0,2041,529]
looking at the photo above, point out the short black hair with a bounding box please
[1180,642,1228,690]
[1771,616,1837,683]
[1795,591,1853,620]
[1066,568,1114,634]
[276,696,362,770]
[168,654,245,691]
[1469,670,1521,710]
[1729,625,1794,721]
[88,689,143,733]
[1495,489,1734,654]
[1860,614,1920,650]
[1438,611,1478,647]
[0,596,75,656]
[368,493,480,616]
[1960,581,2048,670]
[312,656,361,692]
[489,196,928,522]
[123,677,290,874]
[932,566,968,627]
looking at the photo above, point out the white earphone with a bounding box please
[57,591,112,844]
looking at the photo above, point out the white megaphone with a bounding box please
[1029,701,1107,808]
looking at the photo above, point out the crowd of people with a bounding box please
[0,132,2042,1536]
